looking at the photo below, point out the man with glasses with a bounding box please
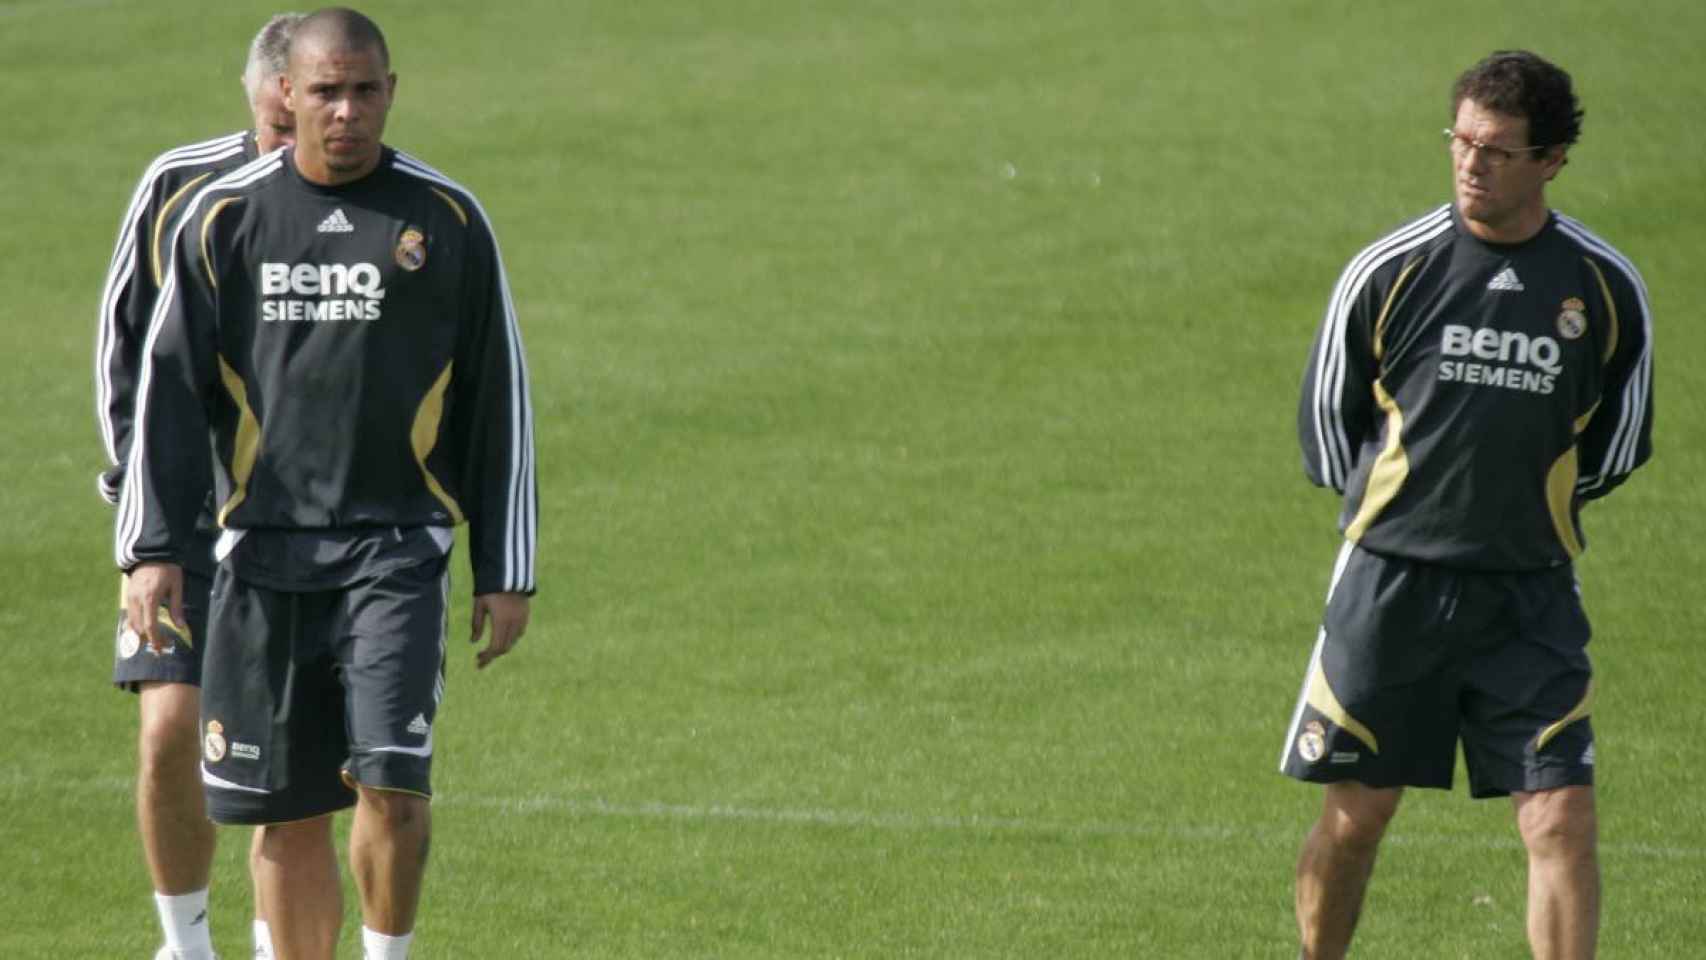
[96,17,302,958]
[1281,50,1653,959]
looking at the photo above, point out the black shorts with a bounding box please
[112,568,214,691]
[1280,543,1595,798]
[199,558,449,825]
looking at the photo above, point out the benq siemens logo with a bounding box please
[1437,323,1562,395]
[259,262,387,322]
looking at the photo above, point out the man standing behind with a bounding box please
[94,15,302,959]
[1282,51,1653,959]
[118,7,537,959]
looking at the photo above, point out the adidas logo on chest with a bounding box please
[317,207,355,234]
[1487,265,1524,292]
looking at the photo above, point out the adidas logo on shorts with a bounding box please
[407,713,431,737]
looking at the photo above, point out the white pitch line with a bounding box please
[13,774,1702,861]
[439,790,1706,862]
[446,791,1275,840]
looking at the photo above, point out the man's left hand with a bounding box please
[470,592,530,669]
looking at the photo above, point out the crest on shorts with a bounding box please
[204,720,227,763]
[118,626,141,659]
[1557,297,1588,340]
[395,228,427,272]
[1296,720,1326,763]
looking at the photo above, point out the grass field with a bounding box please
[2,0,1703,956]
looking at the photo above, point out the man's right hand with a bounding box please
[124,562,186,654]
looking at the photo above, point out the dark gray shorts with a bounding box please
[200,558,449,825]
[1280,543,1595,798]
[112,568,214,691]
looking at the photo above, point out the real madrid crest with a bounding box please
[395,227,427,272]
[1297,720,1327,763]
[1557,297,1588,340]
[204,720,228,763]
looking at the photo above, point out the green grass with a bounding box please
[3,0,1703,955]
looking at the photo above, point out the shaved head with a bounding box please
[282,6,396,185]
[290,6,390,70]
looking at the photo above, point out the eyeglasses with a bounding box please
[1443,129,1547,167]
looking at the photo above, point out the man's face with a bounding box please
[251,74,294,153]
[1449,98,1564,240]
[283,39,395,183]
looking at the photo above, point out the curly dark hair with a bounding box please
[1451,51,1583,150]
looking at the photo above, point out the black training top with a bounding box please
[117,146,537,595]
[1298,204,1653,572]
[97,131,262,575]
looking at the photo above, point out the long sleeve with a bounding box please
[1299,257,1384,494]
[114,195,222,572]
[450,205,538,596]
[1574,249,1654,501]
[94,134,247,506]
[95,166,172,505]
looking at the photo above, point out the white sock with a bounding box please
[154,889,215,959]
[362,926,414,959]
[253,918,275,959]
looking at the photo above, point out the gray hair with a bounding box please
[241,13,305,103]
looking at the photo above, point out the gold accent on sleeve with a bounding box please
[429,186,468,226]
[1545,447,1584,557]
[1371,258,1424,363]
[1344,381,1407,542]
[1574,404,1597,435]
[151,172,214,286]
[1347,260,1421,536]
[199,197,244,290]
[1305,660,1380,754]
[411,362,466,524]
[1583,258,1618,363]
[215,356,262,526]
[1535,679,1594,750]
[1546,406,1598,558]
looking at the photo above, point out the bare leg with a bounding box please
[250,826,272,953]
[348,786,432,935]
[1514,786,1598,960]
[1296,782,1402,960]
[137,682,216,894]
[254,816,342,960]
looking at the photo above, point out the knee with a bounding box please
[1516,787,1596,859]
[359,787,431,836]
[136,685,200,776]
[249,826,267,874]
[257,815,335,861]
[1321,784,1401,850]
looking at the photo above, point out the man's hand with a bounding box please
[124,562,186,654]
[470,592,530,669]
